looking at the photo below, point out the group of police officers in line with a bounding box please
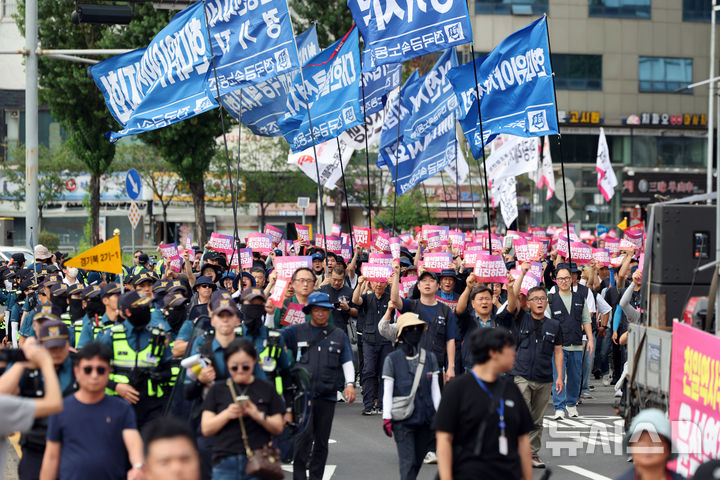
[0,237,596,480]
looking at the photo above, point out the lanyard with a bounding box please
[470,371,506,433]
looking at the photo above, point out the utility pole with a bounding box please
[25,0,38,248]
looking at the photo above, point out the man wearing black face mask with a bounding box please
[65,284,85,346]
[98,291,174,429]
[76,284,119,348]
[381,312,441,480]
[163,292,189,338]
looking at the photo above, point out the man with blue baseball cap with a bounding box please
[282,292,355,480]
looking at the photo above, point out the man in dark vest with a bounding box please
[547,265,593,420]
[500,284,563,469]
[282,292,355,480]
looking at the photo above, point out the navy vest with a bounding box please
[510,312,561,383]
[295,323,345,397]
[408,300,450,365]
[388,349,435,426]
[548,289,585,346]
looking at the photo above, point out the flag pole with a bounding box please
[422,182,432,223]
[440,173,451,224]
[465,142,477,233]
[200,0,240,254]
[454,117,460,230]
[392,93,402,235]
[543,14,573,264]
[359,58,374,229]
[468,42,494,254]
[336,137,355,251]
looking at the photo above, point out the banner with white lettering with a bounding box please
[341,110,385,150]
[204,0,299,96]
[348,0,472,70]
[496,176,518,229]
[403,48,459,142]
[89,3,218,143]
[362,63,402,116]
[220,25,320,136]
[485,135,540,184]
[279,27,363,153]
[448,17,558,159]
[379,71,417,151]
[287,133,354,190]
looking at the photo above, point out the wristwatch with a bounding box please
[132,463,144,470]
[346,382,356,388]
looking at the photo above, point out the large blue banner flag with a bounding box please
[402,48,458,142]
[448,17,558,159]
[89,2,218,143]
[204,0,299,97]
[378,70,418,151]
[362,63,402,116]
[220,26,320,136]
[278,27,363,153]
[378,115,457,195]
[348,0,472,70]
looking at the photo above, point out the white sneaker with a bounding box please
[423,451,438,464]
[552,409,565,420]
[615,389,623,398]
[602,375,612,387]
[566,406,579,417]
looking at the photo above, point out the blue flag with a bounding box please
[378,70,418,151]
[597,224,610,236]
[361,63,402,117]
[378,115,457,195]
[448,17,559,159]
[89,3,218,143]
[402,48,459,142]
[220,26,320,136]
[348,0,472,70]
[204,0,300,96]
[278,27,363,153]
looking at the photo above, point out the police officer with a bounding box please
[500,284,564,469]
[282,292,356,480]
[132,253,151,275]
[14,318,77,479]
[76,284,121,348]
[65,284,86,346]
[98,290,173,429]
[547,265,593,420]
[18,275,59,344]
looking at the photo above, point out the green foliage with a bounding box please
[290,0,354,47]
[38,231,59,251]
[376,188,434,234]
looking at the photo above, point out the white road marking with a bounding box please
[281,465,337,480]
[557,465,612,480]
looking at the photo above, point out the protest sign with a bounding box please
[208,232,234,255]
[281,303,306,326]
[390,237,401,260]
[264,225,284,245]
[513,237,531,262]
[331,224,342,236]
[374,232,391,253]
[463,250,481,268]
[294,224,311,242]
[592,248,610,266]
[570,241,592,264]
[354,227,372,248]
[247,233,273,254]
[361,263,393,282]
[520,272,541,295]
[368,253,393,266]
[270,278,290,308]
[473,254,507,283]
[341,244,352,263]
[274,256,313,280]
[423,252,453,273]
[605,237,620,256]
[325,235,342,254]
[426,232,442,252]
[400,276,418,298]
[527,241,543,261]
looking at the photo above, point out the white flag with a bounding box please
[497,176,518,229]
[529,136,555,200]
[485,135,539,184]
[596,127,617,201]
[288,137,354,190]
[443,139,469,184]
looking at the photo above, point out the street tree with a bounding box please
[376,188,433,234]
[290,0,354,47]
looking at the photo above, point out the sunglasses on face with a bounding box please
[197,284,212,289]
[82,365,107,375]
[229,364,252,373]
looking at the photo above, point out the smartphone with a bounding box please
[236,394,249,407]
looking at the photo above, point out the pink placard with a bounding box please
[474,254,507,283]
[580,230,593,241]
[294,224,310,242]
[159,243,179,260]
[619,238,636,252]
[340,233,350,246]
[361,263,393,282]
[208,232,234,255]
[264,225,284,245]
[374,232,391,253]
[331,224,342,236]
[668,322,720,477]
[353,227,371,248]
[556,234,569,257]
[570,241,592,264]
[638,253,645,273]
[423,252,452,273]
[274,256,313,279]
[270,278,290,308]
[463,250,481,267]
[624,229,644,251]
[400,276,417,298]
[422,225,449,241]
[513,238,531,262]
[426,232,442,252]
[532,236,551,256]
[238,248,253,269]
[528,261,543,279]
[185,233,193,251]
[520,272,541,295]
[325,235,342,254]
[368,253,393,266]
[340,244,352,263]
[448,231,465,251]
[526,241,543,261]
[247,233,273,254]
[591,248,610,266]
[281,302,306,326]
[476,233,503,253]
[604,237,620,255]
[389,237,401,260]
[610,256,623,268]
[315,234,325,249]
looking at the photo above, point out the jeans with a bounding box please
[293,398,336,480]
[392,422,433,480]
[212,454,255,480]
[581,335,596,394]
[361,342,393,410]
[593,331,611,376]
[552,349,583,410]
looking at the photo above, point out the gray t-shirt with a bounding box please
[382,349,440,380]
[0,395,36,473]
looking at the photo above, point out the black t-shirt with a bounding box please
[432,372,533,480]
[202,378,285,464]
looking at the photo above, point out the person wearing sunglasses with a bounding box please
[201,338,285,479]
[13,319,77,479]
[381,312,441,480]
[41,341,145,480]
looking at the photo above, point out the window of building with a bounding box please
[638,57,692,93]
[475,0,548,15]
[2,0,17,18]
[683,0,711,22]
[552,54,602,90]
[589,0,650,19]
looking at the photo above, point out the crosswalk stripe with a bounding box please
[558,465,612,479]
[281,464,337,480]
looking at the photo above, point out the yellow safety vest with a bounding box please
[108,324,164,398]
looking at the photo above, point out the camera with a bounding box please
[0,349,26,363]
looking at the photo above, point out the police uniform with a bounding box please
[75,284,122,349]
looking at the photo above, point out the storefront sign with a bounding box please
[622,171,706,203]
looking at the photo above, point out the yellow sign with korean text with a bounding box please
[64,236,123,274]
